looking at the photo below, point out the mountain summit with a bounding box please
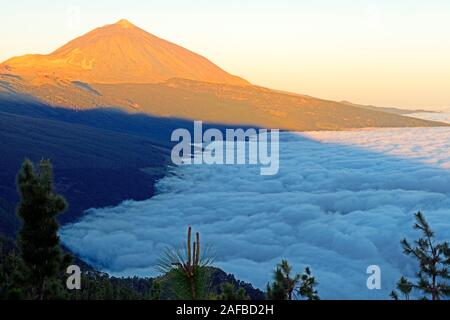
[0,19,248,85]
[115,18,136,28]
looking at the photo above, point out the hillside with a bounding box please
[0,19,247,86]
[0,19,447,131]
[0,198,17,236]
[0,101,174,234]
[339,101,437,115]
[0,93,260,236]
[0,237,265,300]
[1,75,447,131]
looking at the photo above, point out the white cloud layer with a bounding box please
[409,112,450,124]
[61,128,450,299]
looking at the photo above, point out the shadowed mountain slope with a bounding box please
[0,94,256,235]
[0,99,174,234]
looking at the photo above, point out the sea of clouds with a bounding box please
[409,111,450,124]
[61,127,450,299]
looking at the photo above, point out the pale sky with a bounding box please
[1,0,450,109]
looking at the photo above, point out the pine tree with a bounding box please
[216,283,249,300]
[16,159,67,300]
[266,276,287,300]
[390,277,413,300]
[298,267,320,300]
[391,212,450,300]
[267,260,319,300]
[0,240,28,299]
[150,280,161,300]
[267,260,299,300]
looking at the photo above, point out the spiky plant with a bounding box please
[157,227,213,300]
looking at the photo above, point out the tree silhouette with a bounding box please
[298,267,320,300]
[16,159,67,300]
[267,260,319,300]
[214,283,249,300]
[391,212,450,300]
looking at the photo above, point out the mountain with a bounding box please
[0,99,176,235]
[339,101,437,115]
[0,94,254,235]
[0,197,17,236]
[0,19,248,86]
[0,19,447,130]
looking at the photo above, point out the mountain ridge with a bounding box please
[0,19,249,86]
[0,19,447,131]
